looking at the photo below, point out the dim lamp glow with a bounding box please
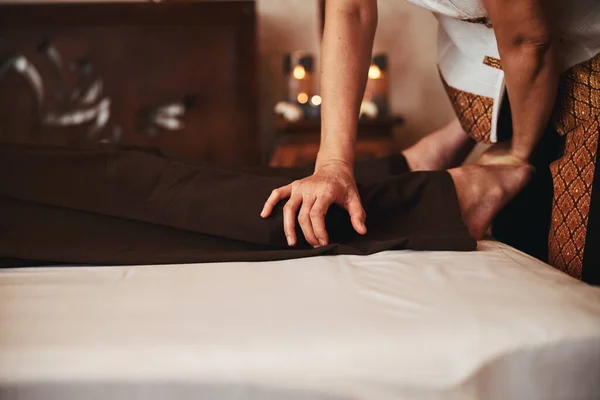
[368,65,382,79]
[311,95,322,106]
[293,65,306,80]
[297,92,309,104]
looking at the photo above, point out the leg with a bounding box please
[0,194,311,266]
[0,143,475,266]
[449,163,534,239]
[0,143,538,266]
[0,143,312,248]
[403,118,476,171]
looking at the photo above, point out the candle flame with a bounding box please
[368,65,382,79]
[297,93,309,104]
[293,65,306,79]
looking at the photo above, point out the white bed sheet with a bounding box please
[1,241,599,400]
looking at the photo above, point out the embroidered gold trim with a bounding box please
[440,75,494,144]
[483,56,502,70]
[462,17,492,28]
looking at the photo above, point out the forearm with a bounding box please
[483,0,559,162]
[316,0,377,171]
[501,39,560,161]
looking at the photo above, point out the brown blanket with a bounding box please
[0,144,475,265]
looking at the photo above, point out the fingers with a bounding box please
[261,185,291,218]
[310,198,331,247]
[283,194,302,246]
[261,175,362,248]
[346,193,367,235]
[298,195,319,247]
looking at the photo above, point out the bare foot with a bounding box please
[449,163,534,239]
[403,119,475,171]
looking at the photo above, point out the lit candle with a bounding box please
[284,51,314,105]
[297,92,309,104]
[364,54,389,117]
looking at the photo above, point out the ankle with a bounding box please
[509,149,531,165]
[448,167,469,201]
[403,147,423,171]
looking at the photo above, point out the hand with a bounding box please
[477,141,531,167]
[260,161,367,247]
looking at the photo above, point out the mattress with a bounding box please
[1,241,599,400]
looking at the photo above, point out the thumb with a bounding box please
[346,193,367,235]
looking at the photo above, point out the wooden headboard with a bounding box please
[0,1,260,167]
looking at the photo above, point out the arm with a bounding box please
[316,0,378,171]
[483,0,559,162]
[261,0,377,248]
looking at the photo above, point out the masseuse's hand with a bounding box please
[477,141,531,168]
[260,161,367,248]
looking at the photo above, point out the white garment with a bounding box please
[406,0,600,142]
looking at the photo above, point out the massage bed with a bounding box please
[1,3,599,399]
[1,241,600,400]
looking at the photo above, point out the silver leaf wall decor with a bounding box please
[0,54,45,111]
[2,42,196,143]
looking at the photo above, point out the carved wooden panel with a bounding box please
[0,1,260,167]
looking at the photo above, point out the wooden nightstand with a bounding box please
[268,117,403,167]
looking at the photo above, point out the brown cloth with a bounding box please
[0,144,475,266]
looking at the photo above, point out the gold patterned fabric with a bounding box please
[441,77,494,144]
[548,117,599,279]
[548,54,600,280]
[483,56,502,70]
[554,55,600,137]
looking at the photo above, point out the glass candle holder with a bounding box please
[284,51,314,106]
[364,53,389,117]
